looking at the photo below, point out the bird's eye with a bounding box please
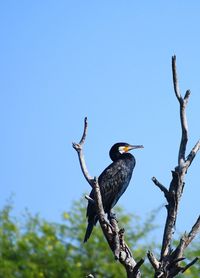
[119,146,130,153]
[118,146,126,153]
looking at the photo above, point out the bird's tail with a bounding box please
[83,221,94,243]
[84,214,98,243]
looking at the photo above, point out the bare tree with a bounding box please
[73,56,200,277]
[147,56,200,277]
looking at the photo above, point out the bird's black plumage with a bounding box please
[84,142,143,242]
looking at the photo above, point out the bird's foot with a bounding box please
[108,211,118,222]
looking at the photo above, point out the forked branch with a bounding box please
[73,118,143,278]
[172,55,190,167]
[149,56,200,277]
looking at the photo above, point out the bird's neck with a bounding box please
[111,152,134,162]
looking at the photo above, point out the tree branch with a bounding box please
[147,251,160,271]
[73,118,143,277]
[172,215,200,259]
[148,56,200,277]
[160,171,178,259]
[85,195,95,204]
[160,57,198,261]
[152,177,170,202]
[72,117,94,186]
[181,257,199,273]
[93,177,143,278]
[172,55,190,167]
[172,55,182,101]
[185,139,200,169]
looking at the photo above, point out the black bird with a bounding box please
[84,142,143,242]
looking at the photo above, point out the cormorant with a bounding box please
[84,142,143,242]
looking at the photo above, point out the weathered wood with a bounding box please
[149,56,200,277]
[73,118,143,277]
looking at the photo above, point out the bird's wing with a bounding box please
[98,160,131,211]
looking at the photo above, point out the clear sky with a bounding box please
[0,1,199,242]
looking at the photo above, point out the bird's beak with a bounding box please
[126,145,144,152]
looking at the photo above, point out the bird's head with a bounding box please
[109,142,144,161]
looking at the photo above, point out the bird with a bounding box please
[84,142,143,242]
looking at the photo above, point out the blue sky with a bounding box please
[0,1,199,242]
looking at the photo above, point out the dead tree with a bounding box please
[73,56,200,277]
[73,117,144,278]
[147,56,200,277]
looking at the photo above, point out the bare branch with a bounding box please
[172,55,190,167]
[85,195,95,204]
[119,228,133,259]
[172,55,182,101]
[185,139,200,169]
[73,118,143,277]
[79,116,88,145]
[91,178,118,253]
[173,215,200,259]
[187,215,200,244]
[131,259,145,276]
[179,105,189,167]
[93,177,106,222]
[160,171,179,259]
[169,257,186,266]
[109,213,120,260]
[148,56,200,277]
[147,251,160,271]
[158,56,192,260]
[181,257,199,273]
[72,117,94,186]
[93,177,143,277]
[184,89,191,103]
[152,177,170,202]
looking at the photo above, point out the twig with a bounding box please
[172,55,182,101]
[152,177,170,202]
[79,116,88,145]
[147,251,160,271]
[181,257,199,273]
[132,259,145,276]
[72,117,94,186]
[85,195,95,204]
[186,215,200,246]
[185,139,200,169]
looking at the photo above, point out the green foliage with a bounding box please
[0,203,71,278]
[0,199,198,277]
